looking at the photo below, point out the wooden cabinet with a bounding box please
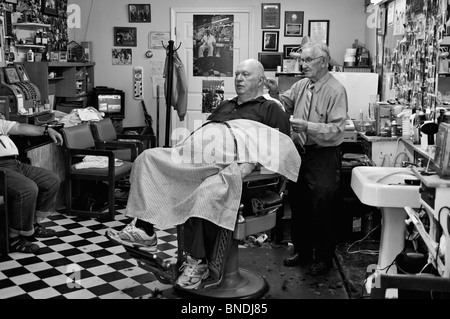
[23,61,95,107]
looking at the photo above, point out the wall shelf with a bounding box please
[13,23,50,29]
[15,44,45,49]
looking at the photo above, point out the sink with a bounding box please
[351,166,421,208]
[350,166,422,290]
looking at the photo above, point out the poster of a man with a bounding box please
[193,14,234,77]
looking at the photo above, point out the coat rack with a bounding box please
[162,40,182,147]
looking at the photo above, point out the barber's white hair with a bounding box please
[301,42,330,62]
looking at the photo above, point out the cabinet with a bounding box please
[23,61,95,107]
[405,167,450,278]
[359,134,413,167]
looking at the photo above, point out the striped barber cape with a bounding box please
[124,119,301,231]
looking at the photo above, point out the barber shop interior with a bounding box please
[0,0,450,304]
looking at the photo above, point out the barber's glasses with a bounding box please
[300,56,324,64]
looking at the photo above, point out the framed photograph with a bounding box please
[114,27,137,47]
[261,3,280,29]
[128,4,151,23]
[41,0,58,16]
[284,11,304,37]
[308,20,329,45]
[283,44,300,59]
[262,30,279,51]
[112,48,133,65]
[258,52,283,71]
[59,51,68,62]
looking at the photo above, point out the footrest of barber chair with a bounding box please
[123,245,178,285]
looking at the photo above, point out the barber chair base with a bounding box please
[174,268,269,299]
[126,245,269,299]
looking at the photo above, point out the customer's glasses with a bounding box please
[300,56,324,64]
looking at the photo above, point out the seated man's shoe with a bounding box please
[25,224,57,241]
[10,236,40,254]
[307,261,333,276]
[175,255,210,290]
[283,252,312,267]
[106,220,157,252]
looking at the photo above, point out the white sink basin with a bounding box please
[351,166,421,208]
[351,166,422,287]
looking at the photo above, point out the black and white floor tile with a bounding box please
[0,209,178,299]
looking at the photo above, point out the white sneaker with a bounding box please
[106,219,157,252]
[175,255,210,289]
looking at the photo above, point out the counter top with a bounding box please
[411,167,450,188]
[358,133,400,142]
[400,138,436,162]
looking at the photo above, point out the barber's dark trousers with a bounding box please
[0,159,60,237]
[288,145,342,265]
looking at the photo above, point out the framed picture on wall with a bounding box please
[308,20,329,45]
[128,4,151,23]
[283,44,300,59]
[261,3,281,29]
[41,0,58,16]
[284,11,303,37]
[262,30,279,51]
[114,27,137,47]
[258,52,283,71]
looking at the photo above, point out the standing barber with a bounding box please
[0,115,63,254]
[266,42,348,275]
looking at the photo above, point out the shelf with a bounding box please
[13,23,51,29]
[48,77,66,81]
[15,44,45,49]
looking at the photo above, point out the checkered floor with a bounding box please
[0,208,179,299]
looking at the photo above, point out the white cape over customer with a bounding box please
[125,119,301,231]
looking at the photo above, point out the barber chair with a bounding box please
[124,169,286,299]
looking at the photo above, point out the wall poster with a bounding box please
[193,14,234,77]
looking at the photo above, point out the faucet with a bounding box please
[401,158,424,168]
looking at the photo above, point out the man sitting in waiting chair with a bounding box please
[106,59,301,289]
[0,114,63,254]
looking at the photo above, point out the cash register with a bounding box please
[0,63,54,125]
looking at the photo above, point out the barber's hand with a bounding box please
[264,78,279,94]
[289,117,308,133]
[48,128,64,146]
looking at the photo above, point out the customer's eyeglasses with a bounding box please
[300,56,324,64]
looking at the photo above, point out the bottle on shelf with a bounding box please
[35,31,42,45]
[27,49,34,62]
[41,32,48,45]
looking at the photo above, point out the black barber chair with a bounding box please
[124,169,286,299]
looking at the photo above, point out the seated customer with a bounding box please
[107,58,300,289]
[0,115,64,253]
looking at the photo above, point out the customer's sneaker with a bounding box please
[175,255,210,290]
[106,220,157,252]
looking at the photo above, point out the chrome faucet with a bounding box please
[401,158,424,168]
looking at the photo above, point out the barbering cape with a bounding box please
[125,119,301,231]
